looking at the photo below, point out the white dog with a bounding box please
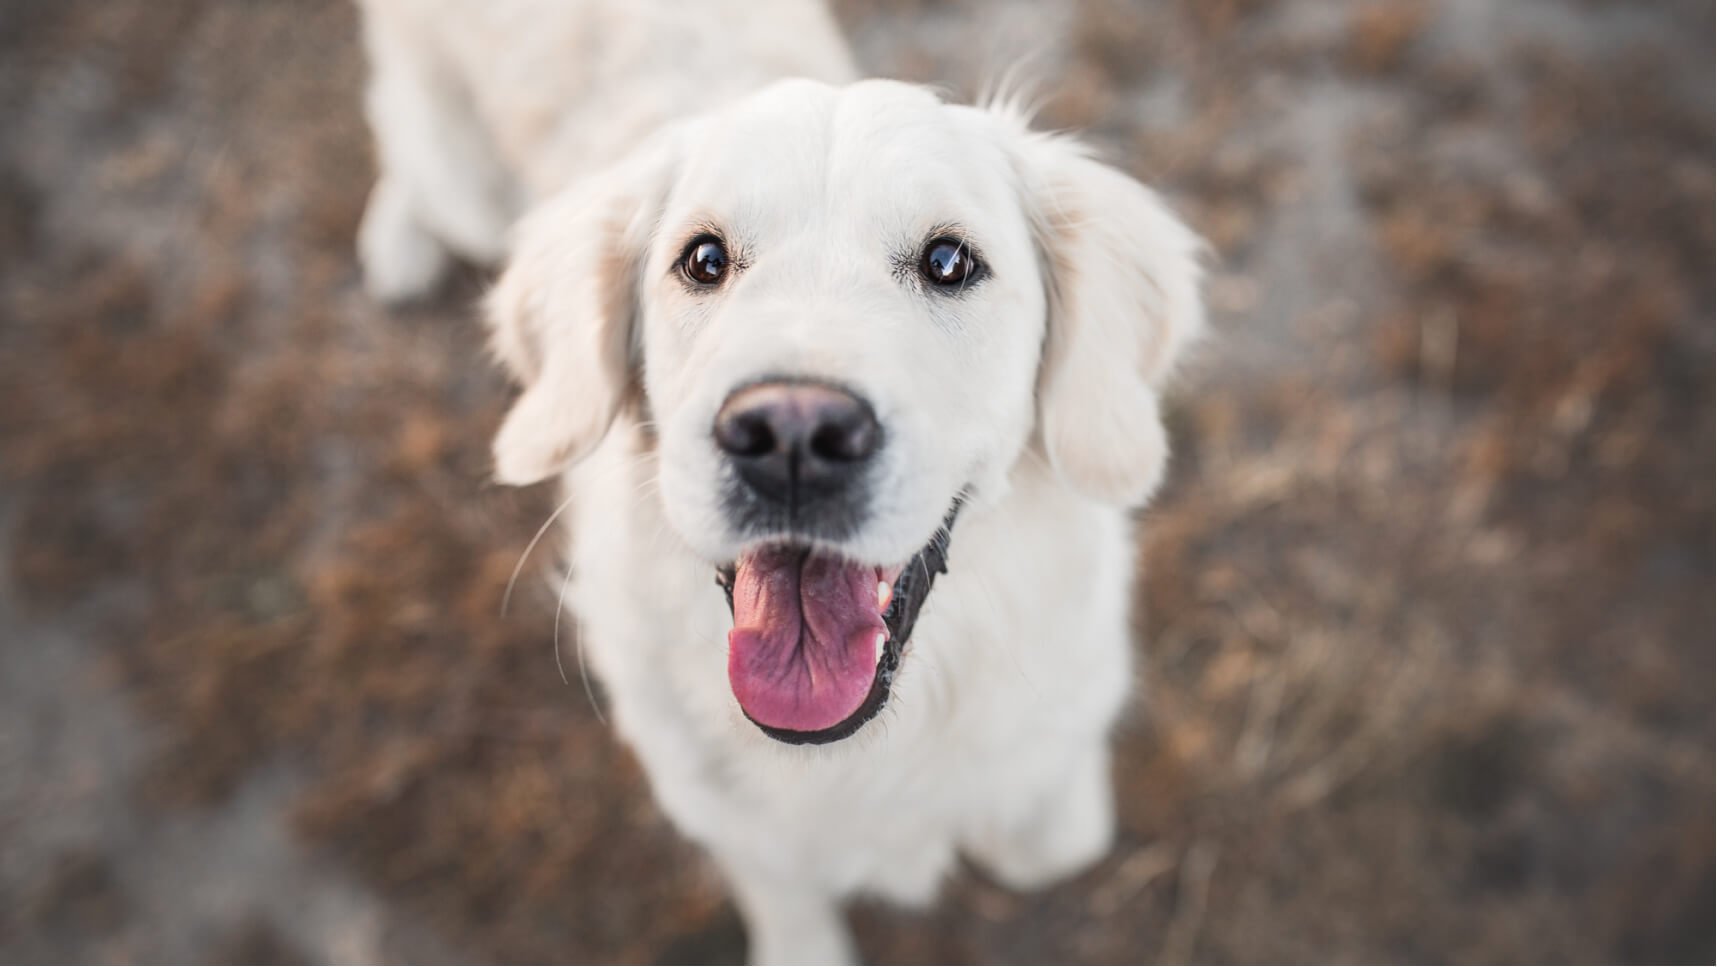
[357,1,1204,961]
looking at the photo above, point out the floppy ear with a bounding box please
[1017,132,1205,507]
[486,132,681,485]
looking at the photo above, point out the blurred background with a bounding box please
[1,0,1711,962]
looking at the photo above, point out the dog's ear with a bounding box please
[486,131,682,485]
[1014,130,1205,507]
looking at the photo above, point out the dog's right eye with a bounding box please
[681,235,729,286]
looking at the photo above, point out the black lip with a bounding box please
[714,498,962,746]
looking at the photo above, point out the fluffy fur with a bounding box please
[357,2,1204,961]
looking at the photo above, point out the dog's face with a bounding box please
[644,81,1043,573]
[489,80,1203,745]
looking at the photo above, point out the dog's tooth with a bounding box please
[874,631,886,660]
[877,581,891,610]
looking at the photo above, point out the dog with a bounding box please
[356,1,1204,961]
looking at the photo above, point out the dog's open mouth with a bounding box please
[714,502,960,745]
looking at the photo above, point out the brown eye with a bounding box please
[682,235,729,285]
[920,236,978,287]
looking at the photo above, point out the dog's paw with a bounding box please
[358,178,449,303]
[749,927,856,967]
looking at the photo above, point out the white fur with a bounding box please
[358,3,1203,962]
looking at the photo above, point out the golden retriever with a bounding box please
[357,1,1204,960]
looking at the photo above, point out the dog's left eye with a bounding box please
[681,235,729,286]
[920,237,980,288]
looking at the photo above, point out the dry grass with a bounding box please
[1,0,1710,961]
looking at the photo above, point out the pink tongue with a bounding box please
[727,546,886,733]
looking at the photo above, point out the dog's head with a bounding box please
[489,80,1203,744]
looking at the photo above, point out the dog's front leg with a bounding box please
[715,854,854,965]
[965,742,1117,892]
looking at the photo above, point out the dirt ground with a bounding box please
[1,0,1710,962]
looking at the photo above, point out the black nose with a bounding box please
[714,381,880,506]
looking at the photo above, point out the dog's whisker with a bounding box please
[1017,442,1055,477]
[502,488,580,618]
[629,468,663,499]
[574,607,608,725]
[551,558,575,688]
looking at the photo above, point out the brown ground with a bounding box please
[1,1,1711,962]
